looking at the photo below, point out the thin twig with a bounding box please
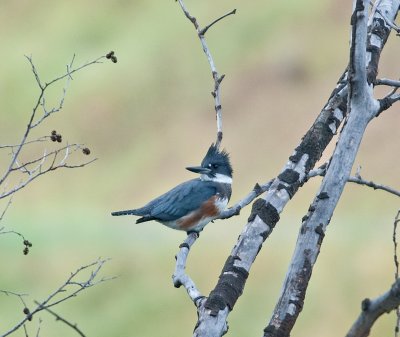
[308,165,400,198]
[23,325,28,337]
[0,144,97,200]
[218,180,273,220]
[0,289,29,308]
[0,53,106,188]
[0,137,49,149]
[8,143,84,173]
[176,0,235,148]
[35,319,42,337]
[34,301,86,337]
[39,54,105,89]
[394,210,400,337]
[199,9,236,36]
[0,196,13,221]
[1,258,112,337]
[0,227,29,244]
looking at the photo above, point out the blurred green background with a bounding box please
[1,0,399,336]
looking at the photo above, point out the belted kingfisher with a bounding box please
[111,144,232,233]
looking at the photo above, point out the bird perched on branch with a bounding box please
[111,144,232,233]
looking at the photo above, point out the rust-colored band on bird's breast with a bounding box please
[178,195,219,230]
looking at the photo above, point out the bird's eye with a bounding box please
[208,163,212,168]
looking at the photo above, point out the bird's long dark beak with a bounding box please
[186,166,212,174]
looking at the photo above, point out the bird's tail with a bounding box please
[111,209,143,216]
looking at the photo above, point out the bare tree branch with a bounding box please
[0,53,109,189]
[34,301,86,337]
[346,278,400,337]
[218,181,273,220]
[219,167,400,223]
[0,144,96,200]
[263,1,390,335]
[375,7,400,33]
[0,52,115,336]
[35,319,42,337]
[176,0,235,148]
[1,258,113,337]
[0,290,29,309]
[199,9,236,36]
[0,137,49,150]
[0,196,14,221]
[187,1,399,336]
[172,233,204,306]
[394,210,400,337]
[308,165,400,198]
[375,78,400,87]
[0,226,33,255]
[22,325,28,337]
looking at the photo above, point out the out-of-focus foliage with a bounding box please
[0,0,399,336]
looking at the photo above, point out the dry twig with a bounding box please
[176,0,236,148]
[33,301,86,337]
[1,258,113,337]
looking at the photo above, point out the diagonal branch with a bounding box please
[345,278,400,337]
[172,233,204,306]
[34,301,86,337]
[1,258,113,337]
[191,1,399,336]
[218,180,273,220]
[263,2,383,336]
[199,9,236,36]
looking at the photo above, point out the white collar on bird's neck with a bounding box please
[200,173,232,184]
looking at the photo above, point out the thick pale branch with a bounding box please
[377,92,400,116]
[394,210,400,336]
[263,2,384,336]
[172,233,203,306]
[191,1,398,336]
[375,78,400,87]
[375,7,400,33]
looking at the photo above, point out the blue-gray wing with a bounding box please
[147,179,217,221]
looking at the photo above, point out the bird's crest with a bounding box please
[201,143,233,176]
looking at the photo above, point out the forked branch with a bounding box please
[1,258,113,337]
[346,278,400,337]
[176,0,236,148]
